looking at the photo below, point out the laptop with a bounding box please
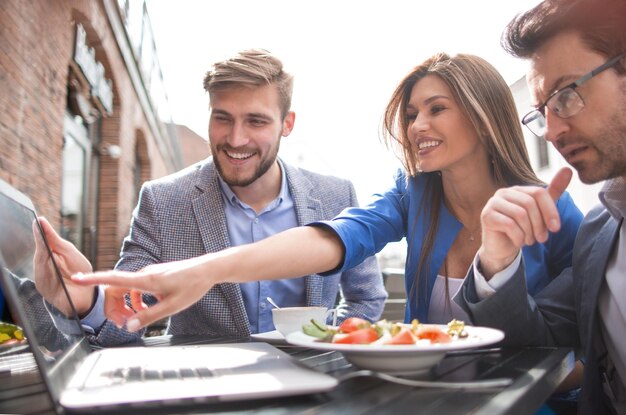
[0,179,338,414]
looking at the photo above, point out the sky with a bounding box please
[145,0,543,205]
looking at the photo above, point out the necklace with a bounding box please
[466,225,481,241]
[443,196,482,242]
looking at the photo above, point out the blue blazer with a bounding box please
[320,170,583,322]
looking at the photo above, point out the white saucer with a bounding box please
[250,330,287,345]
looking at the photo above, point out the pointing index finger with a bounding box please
[71,271,153,292]
[547,167,573,202]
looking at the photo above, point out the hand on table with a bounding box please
[33,217,94,316]
[478,167,573,279]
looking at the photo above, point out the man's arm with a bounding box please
[66,182,164,346]
[88,183,165,343]
[455,258,579,347]
[478,168,572,278]
[336,255,387,323]
[454,167,579,346]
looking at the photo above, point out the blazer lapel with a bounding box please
[191,161,250,334]
[284,163,324,306]
[580,216,621,349]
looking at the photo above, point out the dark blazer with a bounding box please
[93,159,387,345]
[456,204,621,414]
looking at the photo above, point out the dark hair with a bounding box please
[502,0,626,74]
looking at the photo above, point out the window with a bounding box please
[61,113,100,266]
[536,135,550,169]
[534,117,549,169]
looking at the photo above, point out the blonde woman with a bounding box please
[71,53,582,330]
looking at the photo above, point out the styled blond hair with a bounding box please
[203,49,294,118]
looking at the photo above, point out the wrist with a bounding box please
[77,286,99,318]
[192,249,234,289]
[477,248,518,280]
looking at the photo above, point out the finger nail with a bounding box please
[126,318,140,332]
[73,272,84,279]
[549,219,559,231]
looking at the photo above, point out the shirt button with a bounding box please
[260,302,266,309]
[254,218,259,224]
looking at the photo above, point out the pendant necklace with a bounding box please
[467,225,481,241]
[444,196,481,242]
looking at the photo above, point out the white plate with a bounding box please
[285,325,504,375]
[250,330,287,345]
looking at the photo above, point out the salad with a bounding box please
[302,317,468,345]
[0,322,25,346]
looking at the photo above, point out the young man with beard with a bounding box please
[42,49,386,344]
[452,0,626,413]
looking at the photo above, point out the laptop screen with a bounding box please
[0,179,90,399]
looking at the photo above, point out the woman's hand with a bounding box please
[33,217,94,316]
[70,226,342,331]
[478,167,572,278]
[72,255,217,331]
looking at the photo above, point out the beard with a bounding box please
[576,93,626,184]
[212,140,281,187]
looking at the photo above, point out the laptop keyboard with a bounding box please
[115,366,215,382]
[0,351,38,376]
[84,365,215,389]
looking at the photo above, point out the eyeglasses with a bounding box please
[522,52,626,137]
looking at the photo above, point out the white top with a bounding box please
[427,275,470,324]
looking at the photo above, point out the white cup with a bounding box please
[271,306,337,337]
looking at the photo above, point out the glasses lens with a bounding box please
[522,110,546,136]
[547,87,585,118]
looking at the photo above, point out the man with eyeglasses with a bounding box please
[454,0,626,413]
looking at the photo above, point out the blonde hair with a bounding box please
[203,49,294,118]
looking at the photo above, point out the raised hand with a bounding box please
[33,217,95,316]
[478,167,573,278]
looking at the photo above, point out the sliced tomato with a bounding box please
[416,326,452,343]
[338,317,371,333]
[333,328,379,344]
[385,328,417,345]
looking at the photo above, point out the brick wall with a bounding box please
[174,124,211,167]
[0,0,175,270]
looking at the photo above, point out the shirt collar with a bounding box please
[599,176,626,220]
[217,159,288,210]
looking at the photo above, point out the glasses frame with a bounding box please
[522,52,626,137]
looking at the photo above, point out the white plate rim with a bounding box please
[250,330,287,343]
[284,325,504,353]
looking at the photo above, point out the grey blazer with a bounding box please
[94,159,387,345]
[456,204,621,414]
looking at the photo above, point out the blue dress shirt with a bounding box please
[218,161,306,333]
[317,170,583,323]
[79,161,307,334]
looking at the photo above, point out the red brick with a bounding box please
[0,0,194,271]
